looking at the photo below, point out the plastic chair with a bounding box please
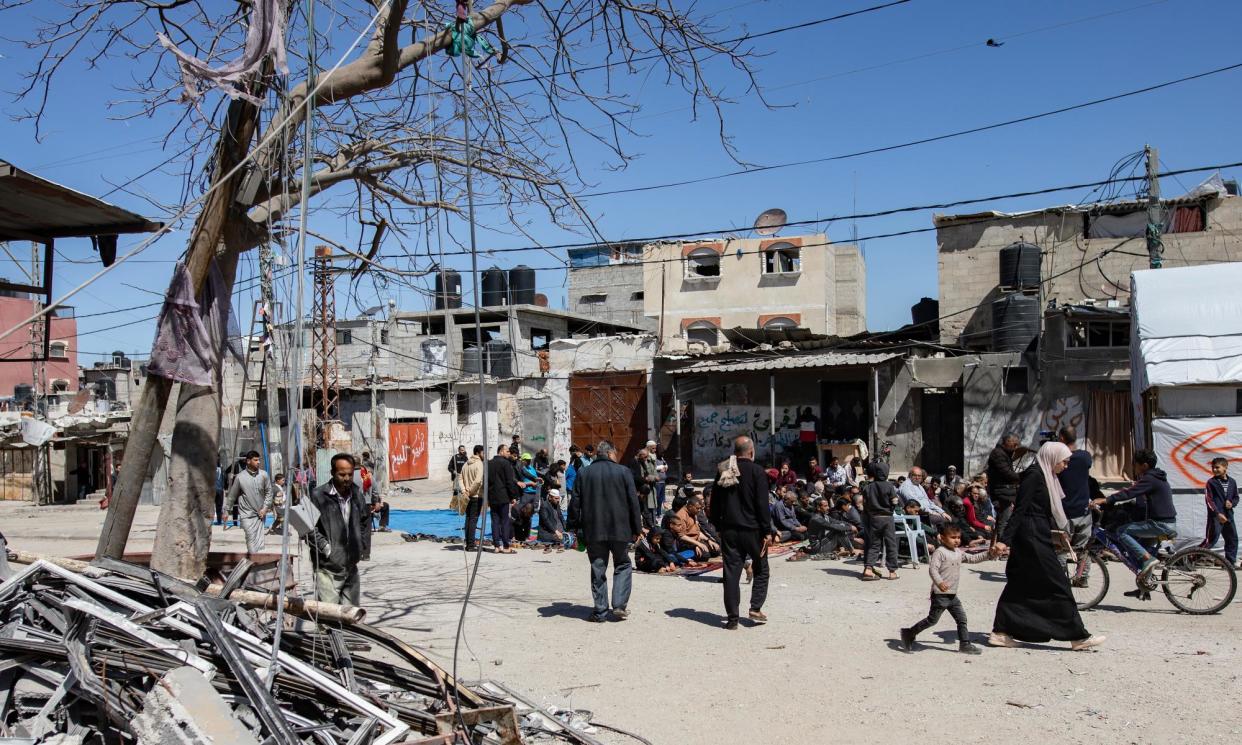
[893,513,931,567]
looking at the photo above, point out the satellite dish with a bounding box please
[753,208,787,236]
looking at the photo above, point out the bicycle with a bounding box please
[1065,508,1237,614]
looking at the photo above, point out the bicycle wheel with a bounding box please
[1160,548,1237,614]
[1065,553,1109,611]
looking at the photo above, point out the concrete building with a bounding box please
[640,233,866,349]
[935,188,1242,347]
[567,243,654,330]
[931,185,1242,477]
[0,295,78,400]
[226,305,648,486]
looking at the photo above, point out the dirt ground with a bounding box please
[4,492,1240,745]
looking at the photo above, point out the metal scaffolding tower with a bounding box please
[309,245,340,444]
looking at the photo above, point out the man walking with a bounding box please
[709,436,777,630]
[461,445,486,551]
[306,453,368,605]
[225,450,273,555]
[488,444,520,553]
[574,440,642,623]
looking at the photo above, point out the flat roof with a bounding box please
[0,161,163,241]
[393,304,644,332]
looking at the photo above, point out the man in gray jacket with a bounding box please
[306,453,369,605]
[574,440,642,623]
[225,450,272,555]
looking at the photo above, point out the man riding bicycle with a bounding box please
[1092,449,1177,576]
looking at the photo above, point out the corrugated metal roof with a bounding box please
[668,350,901,375]
[0,161,162,240]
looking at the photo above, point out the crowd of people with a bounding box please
[214,421,1237,650]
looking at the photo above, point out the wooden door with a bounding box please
[569,372,648,463]
[388,420,429,481]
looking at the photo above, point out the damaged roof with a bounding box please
[668,350,901,375]
[0,161,163,241]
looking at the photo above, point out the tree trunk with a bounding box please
[102,94,263,567]
[150,248,240,579]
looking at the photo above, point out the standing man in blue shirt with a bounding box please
[1057,426,1094,585]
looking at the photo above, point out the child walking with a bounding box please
[899,524,986,654]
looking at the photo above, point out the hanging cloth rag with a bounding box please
[445,18,495,58]
[157,0,289,104]
[146,260,236,388]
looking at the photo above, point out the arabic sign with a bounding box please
[1151,416,1242,547]
[388,421,429,481]
[692,405,815,473]
[1151,416,1242,491]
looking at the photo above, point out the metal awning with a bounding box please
[0,161,162,241]
[668,350,901,375]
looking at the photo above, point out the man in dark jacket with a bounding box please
[987,434,1026,538]
[448,445,469,496]
[487,444,521,552]
[575,440,642,622]
[709,436,777,630]
[861,461,900,580]
[306,453,369,605]
[1095,449,1176,573]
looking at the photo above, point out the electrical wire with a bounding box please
[378,159,1242,263]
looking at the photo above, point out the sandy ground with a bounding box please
[4,487,1241,745]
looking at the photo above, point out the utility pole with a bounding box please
[309,245,340,446]
[28,242,49,505]
[1145,144,1164,269]
[257,240,283,474]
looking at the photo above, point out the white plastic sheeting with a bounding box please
[1150,416,1242,547]
[1130,262,1242,392]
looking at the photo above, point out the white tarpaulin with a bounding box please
[1150,416,1242,548]
[1130,262,1242,392]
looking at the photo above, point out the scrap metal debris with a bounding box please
[0,556,607,744]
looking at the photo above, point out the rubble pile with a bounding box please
[0,557,599,744]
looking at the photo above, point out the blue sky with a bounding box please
[2,0,1241,359]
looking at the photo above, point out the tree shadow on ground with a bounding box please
[664,607,723,627]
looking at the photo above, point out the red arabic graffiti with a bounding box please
[1169,426,1242,488]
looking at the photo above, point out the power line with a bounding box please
[556,61,1242,202]
[500,0,916,87]
[374,159,1242,264]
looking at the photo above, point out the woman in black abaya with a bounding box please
[990,441,1105,651]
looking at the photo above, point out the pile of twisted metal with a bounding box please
[0,555,607,744]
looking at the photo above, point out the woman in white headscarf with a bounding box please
[990,441,1105,651]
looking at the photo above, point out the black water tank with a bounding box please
[434,269,462,309]
[911,297,939,326]
[486,340,513,379]
[94,378,117,401]
[481,267,508,307]
[462,346,484,376]
[508,265,536,306]
[991,293,1040,353]
[998,241,1041,290]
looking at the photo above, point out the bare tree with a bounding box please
[4,0,766,578]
